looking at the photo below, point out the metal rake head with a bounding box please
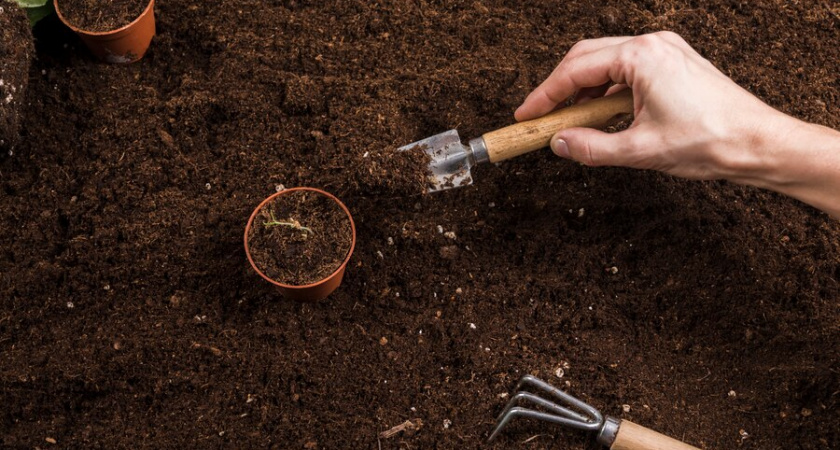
[489,375,605,442]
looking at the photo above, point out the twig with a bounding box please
[522,434,553,443]
[379,418,423,439]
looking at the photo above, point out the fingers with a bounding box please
[574,83,611,104]
[515,40,633,121]
[604,83,629,97]
[550,127,653,169]
[563,36,636,59]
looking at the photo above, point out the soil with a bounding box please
[248,189,353,286]
[350,142,434,197]
[1,1,839,449]
[0,1,32,152]
[58,0,148,32]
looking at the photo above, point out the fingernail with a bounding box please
[551,137,570,158]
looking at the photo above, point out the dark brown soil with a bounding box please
[58,0,148,32]
[0,1,32,152]
[1,1,839,449]
[355,145,434,196]
[248,189,353,286]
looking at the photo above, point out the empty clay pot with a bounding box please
[55,0,156,64]
[244,187,356,302]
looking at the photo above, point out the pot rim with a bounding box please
[55,0,155,36]
[244,187,356,289]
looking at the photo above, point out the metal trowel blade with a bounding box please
[397,129,474,193]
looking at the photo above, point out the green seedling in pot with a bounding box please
[11,0,54,25]
[263,211,313,237]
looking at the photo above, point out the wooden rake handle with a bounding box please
[482,89,635,163]
[610,420,701,450]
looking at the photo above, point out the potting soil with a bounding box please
[1,1,838,448]
[59,0,148,32]
[0,1,32,152]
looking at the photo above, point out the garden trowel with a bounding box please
[398,89,634,193]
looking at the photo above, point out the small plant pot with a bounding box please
[244,187,356,302]
[55,0,156,64]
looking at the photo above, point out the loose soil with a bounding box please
[248,189,353,286]
[1,1,839,449]
[0,1,32,151]
[351,143,434,197]
[58,0,148,32]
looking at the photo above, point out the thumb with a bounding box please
[550,127,642,167]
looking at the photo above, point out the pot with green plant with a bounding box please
[55,0,155,64]
[244,187,356,302]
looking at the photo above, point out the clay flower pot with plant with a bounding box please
[55,0,155,63]
[244,188,356,302]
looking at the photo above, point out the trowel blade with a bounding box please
[397,129,474,193]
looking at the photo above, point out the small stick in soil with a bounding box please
[263,211,314,235]
[379,418,423,439]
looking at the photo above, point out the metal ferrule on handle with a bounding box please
[468,137,490,165]
[597,416,621,446]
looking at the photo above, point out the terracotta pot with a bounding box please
[55,0,156,64]
[244,187,356,302]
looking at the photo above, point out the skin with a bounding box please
[516,32,840,218]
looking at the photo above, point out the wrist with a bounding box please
[731,113,840,217]
[729,112,804,190]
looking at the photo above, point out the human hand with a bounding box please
[516,32,791,183]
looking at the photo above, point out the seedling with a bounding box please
[263,210,314,236]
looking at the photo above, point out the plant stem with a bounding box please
[263,211,314,235]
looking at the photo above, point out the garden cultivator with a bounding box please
[491,375,701,450]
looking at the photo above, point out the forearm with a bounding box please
[738,114,840,218]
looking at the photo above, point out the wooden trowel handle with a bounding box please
[610,420,701,450]
[481,89,634,163]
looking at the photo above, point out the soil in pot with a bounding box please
[58,0,148,32]
[0,2,33,152]
[248,190,353,285]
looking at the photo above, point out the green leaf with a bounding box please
[15,0,50,7]
[23,2,54,26]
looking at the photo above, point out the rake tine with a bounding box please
[515,375,603,424]
[495,391,591,423]
[489,407,588,442]
[489,375,605,443]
